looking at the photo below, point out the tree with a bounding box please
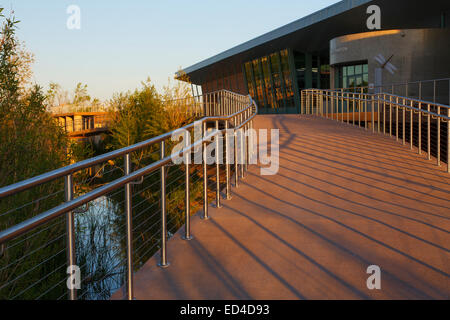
[0,9,68,299]
[0,10,67,186]
[46,82,69,110]
[109,78,162,147]
[157,70,197,134]
[72,82,91,107]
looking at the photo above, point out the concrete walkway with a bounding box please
[128,115,450,300]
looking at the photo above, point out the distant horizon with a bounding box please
[5,0,337,101]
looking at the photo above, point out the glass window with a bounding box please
[347,66,355,76]
[261,56,275,109]
[338,62,368,90]
[320,64,330,89]
[280,50,294,107]
[356,76,363,87]
[252,60,264,106]
[348,77,355,88]
[270,53,283,106]
[294,51,305,72]
[244,62,255,98]
[363,74,368,86]
[243,48,297,112]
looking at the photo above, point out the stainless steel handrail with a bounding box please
[335,77,450,97]
[0,89,258,300]
[305,90,450,119]
[307,90,450,118]
[0,97,252,199]
[0,108,258,243]
[302,88,450,174]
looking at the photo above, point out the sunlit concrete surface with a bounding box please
[121,115,450,300]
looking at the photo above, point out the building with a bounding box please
[178,0,450,113]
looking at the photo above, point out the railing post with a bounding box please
[64,174,77,301]
[377,94,381,133]
[215,120,222,208]
[202,122,209,220]
[206,94,209,117]
[346,92,349,124]
[365,94,368,130]
[234,122,239,188]
[396,96,399,141]
[244,110,250,173]
[158,141,170,268]
[389,96,392,136]
[244,117,249,174]
[317,90,320,116]
[249,117,254,165]
[311,91,313,115]
[427,104,431,160]
[319,91,322,116]
[183,130,193,240]
[331,91,334,120]
[418,103,422,155]
[437,106,441,167]
[225,120,231,200]
[306,91,310,115]
[358,93,361,127]
[124,153,134,298]
[402,98,406,145]
[221,91,224,115]
[382,94,385,134]
[410,101,413,150]
[218,91,221,116]
[240,125,245,179]
[372,94,375,133]
[323,91,325,116]
[447,108,450,173]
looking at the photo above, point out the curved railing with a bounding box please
[302,89,450,173]
[0,90,258,300]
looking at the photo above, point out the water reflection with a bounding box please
[76,195,125,300]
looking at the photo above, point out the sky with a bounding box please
[4,0,338,101]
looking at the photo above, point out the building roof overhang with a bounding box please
[178,0,450,84]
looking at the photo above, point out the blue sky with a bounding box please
[4,0,337,101]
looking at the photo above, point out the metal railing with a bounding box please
[338,77,450,105]
[302,88,450,173]
[0,89,258,300]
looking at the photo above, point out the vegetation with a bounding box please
[0,11,68,187]
[47,81,103,113]
[0,9,68,299]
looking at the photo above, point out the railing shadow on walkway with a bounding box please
[120,114,449,300]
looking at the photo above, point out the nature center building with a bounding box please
[178,0,450,114]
